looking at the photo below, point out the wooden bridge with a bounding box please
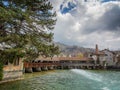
[24,62,60,68]
[24,57,95,73]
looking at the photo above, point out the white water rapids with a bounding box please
[71,69,112,90]
[71,69,103,82]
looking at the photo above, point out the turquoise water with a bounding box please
[0,69,120,90]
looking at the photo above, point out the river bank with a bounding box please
[0,67,120,85]
[0,69,120,90]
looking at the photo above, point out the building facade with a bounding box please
[91,44,117,68]
[1,58,23,83]
[101,49,116,67]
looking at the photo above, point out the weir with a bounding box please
[25,68,33,73]
[71,69,103,82]
[23,56,102,73]
[48,66,54,70]
[41,66,48,71]
[32,67,41,72]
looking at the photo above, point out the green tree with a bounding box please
[0,0,59,63]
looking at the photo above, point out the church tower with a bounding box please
[95,44,99,54]
[95,44,100,64]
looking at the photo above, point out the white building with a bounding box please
[92,44,115,67]
[101,49,116,66]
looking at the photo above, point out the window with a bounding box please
[4,60,9,65]
[14,58,19,66]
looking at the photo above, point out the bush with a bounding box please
[0,63,3,81]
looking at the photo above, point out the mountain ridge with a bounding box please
[54,42,95,56]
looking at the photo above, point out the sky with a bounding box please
[50,0,120,50]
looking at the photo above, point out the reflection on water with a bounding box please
[0,69,120,90]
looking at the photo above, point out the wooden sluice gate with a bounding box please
[24,62,60,68]
[24,61,60,73]
[23,57,96,73]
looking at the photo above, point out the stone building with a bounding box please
[0,45,24,83]
[101,49,116,67]
[91,44,116,68]
[113,52,120,68]
[91,44,106,67]
[1,58,23,83]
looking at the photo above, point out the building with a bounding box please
[0,58,23,83]
[91,44,106,67]
[91,44,117,68]
[113,52,120,68]
[101,49,116,67]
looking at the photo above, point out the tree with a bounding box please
[77,53,84,58]
[0,0,59,63]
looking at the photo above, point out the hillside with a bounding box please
[55,42,95,56]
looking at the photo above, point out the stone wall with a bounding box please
[3,70,23,80]
[1,59,23,82]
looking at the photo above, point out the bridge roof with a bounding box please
[36,57,59,61]
[58,57,93,61]
[36,56,93,61]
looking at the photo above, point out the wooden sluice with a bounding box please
[24,62,60,73]
[23,57,96,73]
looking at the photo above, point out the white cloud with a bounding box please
[50,0,120,50]
[50,0,63,11]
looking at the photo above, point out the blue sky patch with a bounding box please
[101,0,118,3]
[60,2,76,14]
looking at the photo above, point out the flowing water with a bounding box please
[0,69,120,90]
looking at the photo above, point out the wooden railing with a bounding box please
[24,62,60,68]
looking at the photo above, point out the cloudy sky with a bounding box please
[50,0,120,50]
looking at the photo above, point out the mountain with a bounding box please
[54,42,95,56]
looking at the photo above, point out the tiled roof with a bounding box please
[93,51,105,56]
[58,57,93,61]
[36,56,93,61]
[36,57,59,61]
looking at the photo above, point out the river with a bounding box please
[0,69,120,90]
